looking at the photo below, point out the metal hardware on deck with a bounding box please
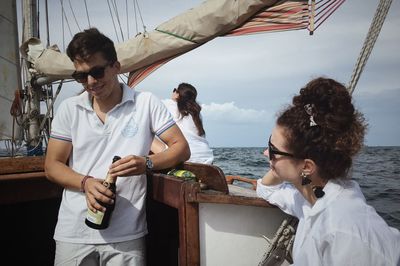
[258,217,298,266]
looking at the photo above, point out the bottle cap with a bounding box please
[113,156,121,163]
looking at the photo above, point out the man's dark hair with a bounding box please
[66,28,117,63]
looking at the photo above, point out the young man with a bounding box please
[45,28,190,265]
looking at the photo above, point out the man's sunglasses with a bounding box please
[268,136,294,160]
[71,62,113,83]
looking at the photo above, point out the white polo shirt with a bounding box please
[50,84,175,244]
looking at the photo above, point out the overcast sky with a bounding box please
[28,0,400,147]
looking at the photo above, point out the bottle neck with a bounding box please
[103,173,117,187]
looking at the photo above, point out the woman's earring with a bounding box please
[313,186,325,198]
[301,172,311,186]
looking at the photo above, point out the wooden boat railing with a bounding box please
[0,156,62,204]
[148,162,272,265]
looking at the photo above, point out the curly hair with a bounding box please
[66,28,117,63]
[277,77,367,181]
[176,83,206,136]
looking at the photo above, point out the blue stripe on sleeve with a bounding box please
[155,119,176,136]
[50,134,72,142]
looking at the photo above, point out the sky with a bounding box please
[22,0,400,147]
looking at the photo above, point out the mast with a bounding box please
[23,0,42,155]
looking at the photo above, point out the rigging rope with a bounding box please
[133,0,138,34]
[348,0,393,94]
[67,0,81,31]
[126,0,129,37]
[45,0,50,47]
[106,0,120,42]
[37,0,40,38]
[133,0,146,35]
[60,0,65,50]
[111,0,125,41]
[60,0,73,39]
[310,0,346,34]
[84,0,91,27]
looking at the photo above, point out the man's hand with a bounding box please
[108,155,147,178]
[84,177,115,213]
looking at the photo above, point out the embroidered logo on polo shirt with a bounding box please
[122,117,138,137]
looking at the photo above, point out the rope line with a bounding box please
[133,0,139,34]
[84,0,91,27]
[67,0,81,31]
[348,0,393,94]
[45,0,50,47]
[60,0,73,38]
[111,0,125,41]
[106,0,120,42]
[134,0,146,34]
[126,0,129,37]
[312,0,346,32]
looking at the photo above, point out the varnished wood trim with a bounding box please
[149,173,185,209]
[195,192,275,208]
[0,156,45,174]
[0,171,47,181]
[181,162,228,194]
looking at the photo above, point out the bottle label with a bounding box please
[86,208,105,225]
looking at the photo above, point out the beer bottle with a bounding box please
[85,156,121,229]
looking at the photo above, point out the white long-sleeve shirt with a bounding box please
[256,179,400,266]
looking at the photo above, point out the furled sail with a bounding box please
[21,0,345,87]
[0,0,22,141]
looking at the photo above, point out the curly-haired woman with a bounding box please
[257,77,400,265]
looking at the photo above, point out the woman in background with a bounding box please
[256,77,400,265]
[152,82,214,164]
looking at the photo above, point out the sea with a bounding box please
[1,146,399,230]
[213,146,400,230]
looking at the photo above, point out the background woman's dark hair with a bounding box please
[176,83,206,136]
[277,77,367,181]
[66,28,117,63]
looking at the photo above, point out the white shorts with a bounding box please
[54,238,146,266]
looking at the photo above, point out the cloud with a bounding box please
[201,102,271,124]
[355,88,400,146]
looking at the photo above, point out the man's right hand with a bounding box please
[84,177,115,213]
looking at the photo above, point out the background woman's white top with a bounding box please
[163,99,214,164]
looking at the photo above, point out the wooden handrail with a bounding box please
[225,175,257,190]
[0,156,45,174]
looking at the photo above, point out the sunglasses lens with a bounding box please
[89,67,106,79]
[173,88,177,93]
[71,72,88,83]
[268,147,275,160]
[71,64,109,83]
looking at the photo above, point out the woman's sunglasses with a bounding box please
[268,136,294,160]
[173,88,177,93]
[71,62,113,83]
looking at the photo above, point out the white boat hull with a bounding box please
[199,202,291,266]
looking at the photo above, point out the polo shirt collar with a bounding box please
[75,83,135,111]
[120,83,135,104]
